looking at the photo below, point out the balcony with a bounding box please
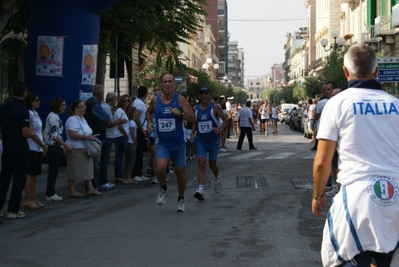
[393,3,399,28]
[364,25,381,43]
[375,16,395,36]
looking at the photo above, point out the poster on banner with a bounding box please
[81,45,98,85]
[36,36,64,76]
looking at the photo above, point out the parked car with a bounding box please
[285,107,296,126]
[291,107,303,132]
[279,108,290,123]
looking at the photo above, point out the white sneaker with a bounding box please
[265,131,268,136]
[6,211,25,219]
[176,199,185,212]
[325,185,339,197]
[45,194,63,202]
[156,188,167,205]
[104,182,115,189]
[165,173,170,182]
[214,178,222,194]
[151,177,159,184]
[134,176,148,182]
[219,148,227,152]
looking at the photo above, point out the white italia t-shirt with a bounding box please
[317,88,399,185]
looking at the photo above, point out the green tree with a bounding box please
[0,0,22,36]
[292,82,306,103]
[303,76,324,98]
[322,49,347,88]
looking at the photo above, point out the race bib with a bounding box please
[158,118,176,132]
[198,121,212,134]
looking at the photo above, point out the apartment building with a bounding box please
[227,40,244,87]
[246,77,266,103]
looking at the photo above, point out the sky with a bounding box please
[227,0,308,84]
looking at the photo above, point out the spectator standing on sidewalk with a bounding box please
[146,74,195,212]
[190,87,228,201]
[44,97,73,202]
[84,85,127,191]
[307,98,317,143]
[65,100,102,198]
[310,82,335,151]
[100,92,129,186]
[23,93,48,210]
[0,81,34,219]
[131,86,150,182]
[236,101,257,150]
[312,44,399,267]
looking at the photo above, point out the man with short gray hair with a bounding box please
[312,44,399,266]
[85,86,127,191]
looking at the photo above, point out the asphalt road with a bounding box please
[0,122,326,267]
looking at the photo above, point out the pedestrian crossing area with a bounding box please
[217,151,315,160]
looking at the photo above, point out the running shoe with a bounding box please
[214,178,222,194]
[194,190,205,201]
[325,185,339,197]
[156,188,167,205]
[176,199,185,212]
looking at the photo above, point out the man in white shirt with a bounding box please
[236,101,256,150]
[131,86,149,181]
[312,43,399,267]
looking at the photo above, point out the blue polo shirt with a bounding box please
[0,96,30,154]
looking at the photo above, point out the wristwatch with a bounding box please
[180,111,185,117]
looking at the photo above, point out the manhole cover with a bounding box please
[236,176,268,188]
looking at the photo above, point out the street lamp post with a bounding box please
[202,57,219,79]
[320,29,346,52]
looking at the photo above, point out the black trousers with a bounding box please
[0,152,30,213]
[132,130,146,177]
[46,145,63,197]
[236,127,255,150]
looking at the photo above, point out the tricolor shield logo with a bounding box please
[368,176,399,206]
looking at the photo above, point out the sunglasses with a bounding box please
[34,99,40,102]
[123,99,130,102]
[76,105,85,108]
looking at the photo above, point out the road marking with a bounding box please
[231,152,264,160]
[303,154,315,159]
[265,152,296,159]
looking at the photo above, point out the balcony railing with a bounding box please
[375,15,396,36]
[393,3,399,28]
[364,25,380,42]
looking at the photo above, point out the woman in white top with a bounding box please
[65,100,101,197]
[123,108,137,183]
[113,94,131,183]
[23,93,48,210]
[270,102,280,134]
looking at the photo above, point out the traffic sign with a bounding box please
[377,57,399,83]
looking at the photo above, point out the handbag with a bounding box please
[74,116,102,158]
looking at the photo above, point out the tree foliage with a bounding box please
[0,0,23,38]
[322,49,347,88]
[100,0,207,69]
[303,76,324,98]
